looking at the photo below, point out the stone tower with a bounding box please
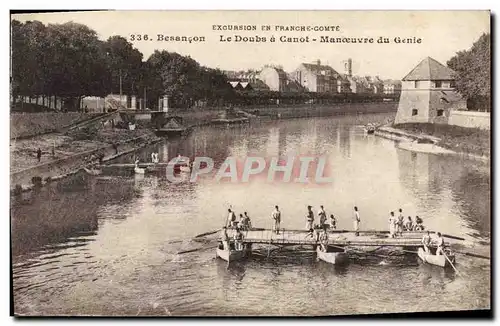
[394,57,466,125]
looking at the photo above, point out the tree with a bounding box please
[103,36,144,96]
[447,33,491,111]
[11,20,48,103]
[145,50,233,108]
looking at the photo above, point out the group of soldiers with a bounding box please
[388,209,425,238]
[226,209,252,230]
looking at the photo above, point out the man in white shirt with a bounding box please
[435,232,445,255]
[227,208,236,228]
[306,206,314,231]
[353,206,360,236]
[272,205,281,234]
[388,211,396,238]
[318,205,327,228]
[422,231,431,253]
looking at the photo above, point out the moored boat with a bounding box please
[134,162,146,174]
[316,244,349,265]
[417,247,456,268]
[83,167,102,176]
[216,240,246,263]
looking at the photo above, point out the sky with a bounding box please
[11,10,490,80]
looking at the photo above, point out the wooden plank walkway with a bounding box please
[222,228,443,247]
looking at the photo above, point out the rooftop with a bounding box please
[402,57,456,81]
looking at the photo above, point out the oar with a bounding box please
[455,251,490,260]
[441,233,465,241]
[194,229,221,238]
[177,245,218,255]
[442,251,460,275]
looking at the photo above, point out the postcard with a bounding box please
[10,10,491,317]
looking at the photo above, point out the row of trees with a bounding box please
[447,33,491,112]
[11,20,234,110]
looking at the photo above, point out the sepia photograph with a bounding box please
[9,10,491,317]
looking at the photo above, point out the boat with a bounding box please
[172,156,190,173]
[83,167,102,176]
[417,247,456,268]
[364,123,377,134]
[316,244,349,265]
[216,240,246,263]
[134,161,146,174]
[155,117,191,137]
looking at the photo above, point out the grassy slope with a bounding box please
[394,123,490,157]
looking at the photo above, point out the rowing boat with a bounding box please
[316,244,349,265]
[83,167,102,176]
[417,247,456,268]
[216,240,246,263]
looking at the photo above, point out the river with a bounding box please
[11,112,490,316]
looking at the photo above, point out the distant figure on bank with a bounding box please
[272,205,281,234]
[405,216,414,231]
[329,214,336,230]
[388,211,396,238]
[414,216,424,231]
[306,206,314,231]
[397,209,404,235]
[227,208,236,228]
[422,231,431,253]
[435,232,445,256]
[318,205,327,228]
[37,148,42,162]
[353,206,360,236]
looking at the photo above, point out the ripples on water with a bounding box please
[11,113,490,316]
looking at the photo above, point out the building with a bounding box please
[366,76,384,94]
[383,79,402,95]
[292,60,349,93]
[259,66,288,92]
[341,59,384,94]
[394,57,467,125]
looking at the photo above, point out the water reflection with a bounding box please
[11,172,137,257]
[396,148,490,240]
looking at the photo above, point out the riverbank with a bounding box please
[10,126,162,193]
[375,123,490,161]
[10,112,104,139]
[173,101,398,127]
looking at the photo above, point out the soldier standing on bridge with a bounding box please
[353,206,360,236]
[306,206,314,231]
[272,206,281,234]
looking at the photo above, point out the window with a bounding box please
[414,81,420,88]
[437,109,444,117]
[434,81,442,88]
[412,109,418,116]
